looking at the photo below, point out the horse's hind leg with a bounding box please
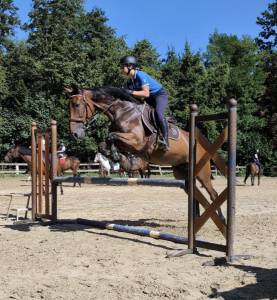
[244,172,249,184]
[60,183,63,195]
[251,175,254,186]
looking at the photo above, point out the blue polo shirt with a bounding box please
[127,70,162,96]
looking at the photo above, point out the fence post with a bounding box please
[51,120,58,221]
[227,98,237,261]
[31,122,37,220]
[15,164,19,175]
[188,103,198,252]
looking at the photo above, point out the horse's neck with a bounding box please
[20,154,32,164]
[97,99,139,123]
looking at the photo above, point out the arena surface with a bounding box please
[0,175,276,299]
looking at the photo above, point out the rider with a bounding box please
[57,142,66,159]
[120,55,169,151]
[252,150,261,169]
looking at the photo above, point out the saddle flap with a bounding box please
[141,103,179,140]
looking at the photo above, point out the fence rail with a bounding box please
[0,162,275,176]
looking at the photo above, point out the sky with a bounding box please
[13,0,272,58]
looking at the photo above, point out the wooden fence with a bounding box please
[1,162,275,176]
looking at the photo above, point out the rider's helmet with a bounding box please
[120,55,137,68]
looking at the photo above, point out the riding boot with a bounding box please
[158,118,169,151]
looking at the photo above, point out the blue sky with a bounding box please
[13,0,272,57]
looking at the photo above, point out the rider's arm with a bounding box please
[132,85,149,98]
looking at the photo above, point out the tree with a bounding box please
[0,0,20,51]
[170,43,205,128]
[256,2,276,52]
[256,2,277,152]
[205,32,270,165]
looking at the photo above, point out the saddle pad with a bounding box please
[59,157,66,166]
[168,123,180,140]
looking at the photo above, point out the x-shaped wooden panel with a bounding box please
[194,127,229,236]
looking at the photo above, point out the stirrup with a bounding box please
[158,137,169,151]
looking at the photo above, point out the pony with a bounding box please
[66,87,224,220]
[4,144,81,194]
[244,162,261,186]
[94,152,111,177]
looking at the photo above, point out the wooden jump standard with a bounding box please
[31,99,238,261]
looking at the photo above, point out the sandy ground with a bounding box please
[0,175,276,300]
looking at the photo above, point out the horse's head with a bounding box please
[94,153,100,163]
[65,87,97,140]
[4,145,19,162]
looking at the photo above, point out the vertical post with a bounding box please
[189,104,198,252]
[15,164,19,175]
[227,99,237,261]
[37,131,43,214]
[31,122,37,220]
[51,120,58,221]
[44,130,50,215]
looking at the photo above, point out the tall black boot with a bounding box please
[159,118,169,151]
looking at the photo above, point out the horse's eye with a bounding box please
[74,103,80,108]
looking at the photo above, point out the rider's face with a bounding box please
[120,64,129,75]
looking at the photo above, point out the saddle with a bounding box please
[139,103,180,156]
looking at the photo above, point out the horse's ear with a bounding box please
[64,87,73,96]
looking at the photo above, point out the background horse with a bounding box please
[4,145,81,194]
[97,142,150,178]
[118,153,151,178]
[67,87,224,220]
[94,152,111,177]
[244,162,261,186]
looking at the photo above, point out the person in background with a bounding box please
[253,149,261,169]
[57,142,66,158]
[120,55,169,151]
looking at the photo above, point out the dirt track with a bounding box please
[0,175,277,300]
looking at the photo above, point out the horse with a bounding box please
[4,145,81,194]
[94,152,111,177]
[244,162,261,186]
[118,153,151,178]
[66,86,224,220]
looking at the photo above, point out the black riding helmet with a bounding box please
[120,55,137,67]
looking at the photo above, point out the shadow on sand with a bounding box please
[209,264,277,299]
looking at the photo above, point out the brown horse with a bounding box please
[244,162,261,186]
[66,87,223,219]
[119,153,151,178]
[4,145,81,194]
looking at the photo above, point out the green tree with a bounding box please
[170,43,205,128]
[256,2,277,152]
[0,0,20,51]
[205,32,269,165]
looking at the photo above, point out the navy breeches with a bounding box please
[147,88,168,124]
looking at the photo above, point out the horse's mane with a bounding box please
[17,145,32,156]
[89,87,142,105]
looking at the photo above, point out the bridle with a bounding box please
[69,91,115,129]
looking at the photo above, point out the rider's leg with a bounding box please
[155,91,169,150]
